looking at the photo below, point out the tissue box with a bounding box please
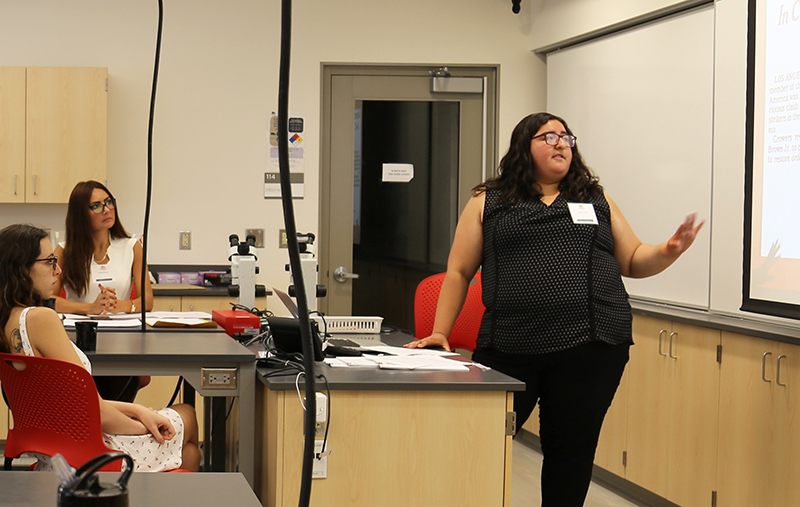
[158,272,181,284]
[180,272,201,286]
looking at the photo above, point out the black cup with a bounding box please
[75,321,98,352]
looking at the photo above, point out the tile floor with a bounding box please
[512,440,642,507]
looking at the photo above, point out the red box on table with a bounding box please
[211,310,260,337]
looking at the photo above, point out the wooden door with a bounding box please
[26,67,107,202]
[625,315,672,495]
[716,332,778,506]
[0,67,26,202]
[666,322,720,506]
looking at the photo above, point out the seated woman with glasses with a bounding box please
[52,180,154,402]
[53,180,153,316]
[0,224,200,472]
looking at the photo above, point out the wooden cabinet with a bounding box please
[1,392,8,442]
[0,66,107,203]
[152,295,266,312]
[0,67,26,202]
[716,332,800,507]
[626,316,720,506]
[258,386,513,507]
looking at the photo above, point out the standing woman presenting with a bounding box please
[53,180,153,316]
[53,180,154,402]
[406,113,704,506]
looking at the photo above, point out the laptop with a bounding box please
[271,288,378,357]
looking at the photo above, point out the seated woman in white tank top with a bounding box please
[52,181,155,402]
[0,224,201,472]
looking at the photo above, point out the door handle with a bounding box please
[333,266,359,283]
[762,352,772,383]
[777,355,787,387]
[658,330,668,356]
[669,332,678,359]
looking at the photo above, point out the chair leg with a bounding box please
[4,457,13,471]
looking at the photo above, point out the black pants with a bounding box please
[472,341,630,507]
[94,375,140,403]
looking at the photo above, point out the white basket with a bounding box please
[311,316,383,334]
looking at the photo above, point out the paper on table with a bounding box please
[323,357,379,368]
[360,345,459,357]
[374,355,469,371]
[145,311,213,319]
[145,318,214,327]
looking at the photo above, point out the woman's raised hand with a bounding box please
[664,213,705,256]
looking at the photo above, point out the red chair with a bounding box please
[0,353,120,471]
[414,272,485,352]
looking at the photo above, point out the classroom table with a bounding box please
[0,471,262,507]
[79,331,257,487]
[255,331,525,507]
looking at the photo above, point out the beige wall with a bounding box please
[0,0,545,291]
[528,0,709,51]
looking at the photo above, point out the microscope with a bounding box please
[227,233,267,309]
[286,232,327,312]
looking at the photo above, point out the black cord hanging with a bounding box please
[140,0,164,329]
[276,1,317,505]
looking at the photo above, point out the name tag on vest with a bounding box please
[567,202,599,225]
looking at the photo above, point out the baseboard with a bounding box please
[516,429,681,507]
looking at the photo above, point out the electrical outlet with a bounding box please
[201,368,237,389]
[179,230,191,250]
[246,228,265,248]
[279,229,288,248]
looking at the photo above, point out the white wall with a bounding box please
[529,0,709,51]
[0,0,545,291]
[533,0,792,324]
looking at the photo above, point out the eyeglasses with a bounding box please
[88,198,116,214]
[532,132,577,148]
[35,255,59,269]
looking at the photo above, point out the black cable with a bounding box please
[276,2,316,505]
[140,0,164,330]
[167,376,183,407]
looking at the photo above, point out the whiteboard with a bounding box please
[547,6,714,308]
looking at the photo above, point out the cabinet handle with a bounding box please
[169,305,174,312]
[33,175,37,195]
[14,175,18,195]
[669,332,678,359]
[762,352,773,383]
[777,355,787,387]
[658,330,668,356]
[190,305,194,311]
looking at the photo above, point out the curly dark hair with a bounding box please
[61,180,130,297]
[0,224,49,353]
[475,112,602,205]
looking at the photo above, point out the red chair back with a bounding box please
[0,353,119,471]
[414,273,484,352]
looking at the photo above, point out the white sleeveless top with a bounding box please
[60,236,138,304]
[17,308,185,472]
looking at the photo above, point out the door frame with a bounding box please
[319,64,498,316]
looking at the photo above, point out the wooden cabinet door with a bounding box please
[594,367,628,476]
[181,295,238,313]
[152,296,182,312]
[26,67,107,202]
[0,67,26,203]
[666,322,720,507]
[717,332,779,507]
[625,315,672,496]
[773,341,800,506]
